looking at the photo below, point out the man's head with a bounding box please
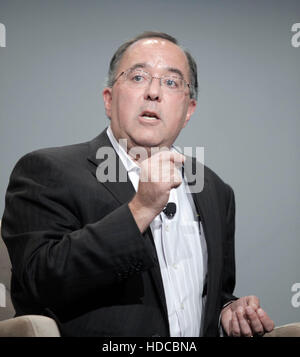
[103,31,198,151]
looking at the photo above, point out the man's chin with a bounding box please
[129,134,164,149]
[132,138,168,150]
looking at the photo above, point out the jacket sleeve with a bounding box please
[1,151,155,312]
[221,184,238,308]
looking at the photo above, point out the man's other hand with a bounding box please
[221,295,274,337]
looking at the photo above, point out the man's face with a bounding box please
[103,38,197,151]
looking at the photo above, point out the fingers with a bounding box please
[170,152,185,166]
[159,159,181,185]
[246,295,260,310]
[245,305,274,335]
[236,307,253,337]
[230,306,275,337]
[226,296,274,337]
[229,308,253,337]
[167,152,184,186]
[170,169,182,188]
[230,312,241,337]
[245,306,264,335]
[256,308,275,332]
[152,151,183,185]
[141,151,183,182]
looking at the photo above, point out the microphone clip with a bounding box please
[163,202,176,219]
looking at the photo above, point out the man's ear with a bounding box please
[102,87,112,119]
[183,98,197,128]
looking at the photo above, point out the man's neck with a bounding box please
[108,126,172,165]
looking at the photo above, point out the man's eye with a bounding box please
[131,75,144,82]
[165,78,179,88]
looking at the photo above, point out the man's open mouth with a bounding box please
[140,111,160,120]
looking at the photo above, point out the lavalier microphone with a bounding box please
[163,202,176,219]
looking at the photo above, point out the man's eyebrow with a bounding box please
[128,63,147,71]
[166,67,184,79]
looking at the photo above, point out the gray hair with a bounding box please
[106,31,198,100]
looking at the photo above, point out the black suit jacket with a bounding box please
[1,128,237,337]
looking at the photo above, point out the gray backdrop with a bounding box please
[0,0,299,327]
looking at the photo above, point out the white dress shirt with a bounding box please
[107,126,207,337]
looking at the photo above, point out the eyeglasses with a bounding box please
[113,68,190,94]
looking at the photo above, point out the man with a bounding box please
[1,32,274,337]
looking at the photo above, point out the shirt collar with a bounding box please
[106,125,140,173]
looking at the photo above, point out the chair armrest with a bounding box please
[0,315,61,337]
[264,322,300,337]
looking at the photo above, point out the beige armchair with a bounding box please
[0,315,60,337]
[0,220,61,337]
[264,322,300,337]
[1,220,299,337]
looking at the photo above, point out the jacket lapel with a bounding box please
[184,157,223,335]
[87,129,135,204]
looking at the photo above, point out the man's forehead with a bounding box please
[135,38,166,46]
[119,38,189,75]
[130,38,171,48]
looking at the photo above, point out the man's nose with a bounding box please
[144,77,162,102]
